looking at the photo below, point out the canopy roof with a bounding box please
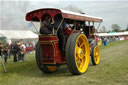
[0,30,38,39]
[26,8,103,22]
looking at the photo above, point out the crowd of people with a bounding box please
[0,41,26,63]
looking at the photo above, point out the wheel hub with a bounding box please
[77,47,84,59]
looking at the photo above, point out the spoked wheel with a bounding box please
[36,42,59,73]
[66,33,90,75]
[91,45,100,65]
[40,65,59,73]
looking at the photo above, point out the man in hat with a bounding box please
[40,15,53,34]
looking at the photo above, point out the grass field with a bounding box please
[0,40,128,85]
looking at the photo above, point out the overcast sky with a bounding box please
[0,0,128,31]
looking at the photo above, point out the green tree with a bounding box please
[111,24,121,32]
[126,25,128,31]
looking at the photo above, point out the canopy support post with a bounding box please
[52,18,55,35]
[94,23,101,40]
[97,22,101,32]
[88,22,91,35]
[93,22,94,27]
[92,21,96,40]
[56,18,64,32]
[74,21,77,30]
[40,19,42,28]
[31,21,40,34]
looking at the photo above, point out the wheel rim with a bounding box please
[75,34,90,73]
[94,46,100,64]
[47,66,58,72]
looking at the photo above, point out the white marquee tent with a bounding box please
[94,31,128,37]
[0,30,38,39]
[0,30,38,44]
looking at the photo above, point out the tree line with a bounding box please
[100,24,128,33]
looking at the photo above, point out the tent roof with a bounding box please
[0,30,38,39]
[0,33,6,37]
[94,31,128,37]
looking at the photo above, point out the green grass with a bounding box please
[0,40,128,85]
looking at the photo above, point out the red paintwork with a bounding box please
[64,27,72,36]
[39,35,58,42]
[39,36,65,64]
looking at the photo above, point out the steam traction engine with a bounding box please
[26,8,103,75]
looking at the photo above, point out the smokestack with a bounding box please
[81,12,85,14]
[63,5,85,14]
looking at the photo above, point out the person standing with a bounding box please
[17,42,21,61]
[53,15,67,51]
[7,43,11,59]
[0,41,3,58]
[0,41,8,72]
[3,45,8,63]
[20,43,26,62]
[12,42,18,62]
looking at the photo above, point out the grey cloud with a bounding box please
[0,0,128,31]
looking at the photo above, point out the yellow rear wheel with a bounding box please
[36,42,59,73]
[66,33,90,75]
[46,66,59,72]
[91,45,100,65]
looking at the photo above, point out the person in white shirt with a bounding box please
[20,43,26,62]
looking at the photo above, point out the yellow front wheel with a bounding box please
[66,33,90,75]
[91,45,100,65]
